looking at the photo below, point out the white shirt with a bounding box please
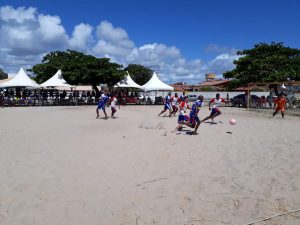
[110,97,117,108]
[210,98,225,109]
[171,96,179,106]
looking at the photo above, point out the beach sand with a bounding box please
[0,105,299,225]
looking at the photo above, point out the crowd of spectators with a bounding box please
[0,88,147,107]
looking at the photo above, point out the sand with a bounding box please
[0,105,299,225]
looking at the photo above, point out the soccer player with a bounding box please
[201,93,225,123]
[110,93,120,118]
[179,91,186,103]
[170,93,179,117]
[273,95,286,118]
[182,95,204,134]
[158,92,172,117]
[96,92,109,119]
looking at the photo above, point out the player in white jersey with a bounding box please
[201,93,225,123]
[110,93,120,118]
[170,93,179,117]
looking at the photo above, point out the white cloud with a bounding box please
[93,21,134,57]
[0,5,238,84]
[37,15,68,43]
[0,6,36,23]
[69,23,93,50]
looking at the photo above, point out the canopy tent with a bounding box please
[142,72,174,91]
[115,73,144,90]
[0,67,40,88]
[41,70,72,88]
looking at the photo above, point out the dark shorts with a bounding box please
[210,108,221,117]
[111,107,116,113]
[164,104,171,110]
[172,105,178,111]
[178,114,189,123]
[97,103,105,110]
[190,114,200,125]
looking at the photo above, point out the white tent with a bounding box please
[41,70,72,88]
[142,72,174,91]
[0,67,40,88]
[115,72,144,90]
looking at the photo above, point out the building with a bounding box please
[197,73,230,90]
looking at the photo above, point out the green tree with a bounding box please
[224,42,300,85]
[0,68,8,80]
[124,64,153,85]
[30,50,126,92]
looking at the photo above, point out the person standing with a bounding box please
[273,95,286,118]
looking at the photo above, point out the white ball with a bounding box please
[229,119,236,125]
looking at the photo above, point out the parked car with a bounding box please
[187,94,197,101]
[231,94,260,107]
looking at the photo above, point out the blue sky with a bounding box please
[0,0,299,83]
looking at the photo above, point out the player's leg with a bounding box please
[201,111,213,122]
[172,106,178,116]
[193,117,201,134]
[96,107,99,118]
[168,106,173,117]
[158,105,167,116]
[184,115,196,128]
[273,108,279,116]
[281,109,284,118]
[103,107,108,119]
[111,107,115,118]
[210,109,221,121]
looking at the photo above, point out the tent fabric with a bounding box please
[115,73,144,89]
[0,67,40,88]
[41,70,71,88]
[142,72,174,91]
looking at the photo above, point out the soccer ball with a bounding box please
[229,119,236,125]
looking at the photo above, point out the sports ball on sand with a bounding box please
[229,119,236,125]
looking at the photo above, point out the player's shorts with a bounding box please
[275,107,285,112]
[178,114,189,123]
[111,107,116,113]
[210,108,221,117]
[172,105,178,111]
[164,103,171,110]
[189,114,200,125]
[97,103,105,110]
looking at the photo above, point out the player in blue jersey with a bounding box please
[158,92,172,117]
[96,92,109,119]
[181,95,204,134]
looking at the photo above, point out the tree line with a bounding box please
[1,42,300,89]
[224,42,300,87]
[28,50,153,92]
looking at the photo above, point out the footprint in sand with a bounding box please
[155,122,166,129]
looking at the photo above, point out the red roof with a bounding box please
[199,80,230,86]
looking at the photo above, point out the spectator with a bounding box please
[9,89,14,97]
[63,90,67,98]
[55,90,59,98]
